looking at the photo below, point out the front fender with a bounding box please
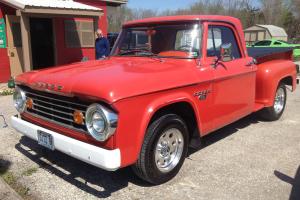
[255,60,297,107]
[112,89,202,168]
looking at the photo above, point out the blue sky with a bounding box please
[127,0,200,11]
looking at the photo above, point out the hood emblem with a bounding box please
[32,82,63,91]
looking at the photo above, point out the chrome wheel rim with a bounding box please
[155,128,184,173]
[274,87,285,114]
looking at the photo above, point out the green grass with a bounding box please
[0,164,36,199]
[2,171,16,185]
[0,89,14,96]
[22,167,38,176]
[15,184,30,198]
[1,170,32,199]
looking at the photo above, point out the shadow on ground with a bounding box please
[188,113,260,155]
[15,113,261,198]
[274,166,300,200]
[0,158,11,175]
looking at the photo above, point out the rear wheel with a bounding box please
[259,83,287,121]
[132,114,189,185]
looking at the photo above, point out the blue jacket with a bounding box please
[95,37,110,59]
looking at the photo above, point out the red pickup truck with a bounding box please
[11,15,298,184]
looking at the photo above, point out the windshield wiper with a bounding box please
[118,49,163,61]
[119,49,154,56]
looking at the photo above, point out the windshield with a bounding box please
[111,22,201,59]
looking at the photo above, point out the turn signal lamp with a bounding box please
[73,110,84,125]
[26,98,33,110]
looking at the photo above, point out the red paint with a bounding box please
[55,0,108,65]
[0,3,15,82]
[15,16,297,168]
[75,0,108,35]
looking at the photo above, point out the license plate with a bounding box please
[37,130,54,150]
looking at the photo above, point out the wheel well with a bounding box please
[149,102,199,140]
[280,76,293,86]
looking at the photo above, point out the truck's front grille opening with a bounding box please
[22,87,89,133]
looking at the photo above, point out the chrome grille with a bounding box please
[23,87,89,132]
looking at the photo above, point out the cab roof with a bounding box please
[123,15,241,27]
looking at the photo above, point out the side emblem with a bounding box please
[194,90,211,101]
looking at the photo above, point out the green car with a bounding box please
[248,39,300,58]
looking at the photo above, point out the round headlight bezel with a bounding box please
[13,86,26,113]
[85,104,118,142]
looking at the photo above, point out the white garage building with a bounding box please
[244,24,288,45]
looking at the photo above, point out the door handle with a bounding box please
[245,59,257,67]
[10,52,15,57]
[245,62,252,67]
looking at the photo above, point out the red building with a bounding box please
[0,0,126,82]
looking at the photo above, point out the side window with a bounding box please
[207,25,241,59]
[254,40,271,46]
[207,28,221,57]
[274,41,281,45]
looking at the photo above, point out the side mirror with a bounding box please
[220,43,233,62]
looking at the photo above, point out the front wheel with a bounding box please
[259,83,287,121]
[132,114,189,184]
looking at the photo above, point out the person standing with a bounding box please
[95,29,110,60]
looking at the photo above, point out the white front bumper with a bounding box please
[11,116,121,171]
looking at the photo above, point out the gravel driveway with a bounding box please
[0,83,299,200]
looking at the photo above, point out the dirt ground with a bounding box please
[0,78,299,200]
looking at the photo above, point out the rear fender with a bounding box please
[255,60,297,107]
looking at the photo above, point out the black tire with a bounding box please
[132,114,189,185]
[259,83,287,121]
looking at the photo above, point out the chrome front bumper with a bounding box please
[11,116,121,171]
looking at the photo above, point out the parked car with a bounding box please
[11,15,298,185]
[249,39,300,58]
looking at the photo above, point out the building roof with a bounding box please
[245,24,288,37]
[0,0,102,11]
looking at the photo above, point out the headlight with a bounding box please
[85,104,118,141]
[13,86,26,113]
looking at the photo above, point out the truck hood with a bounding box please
[16,57,200,103]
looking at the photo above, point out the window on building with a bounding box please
[64,20,94,48]
[207,25,241,59]
[257,31,265,41]
[12,22,22,47]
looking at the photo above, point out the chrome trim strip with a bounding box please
[32,103,75,117]
[31,98,86,113]
[24,112,87,134]
[29,107,74,123]
[26,91,88,108]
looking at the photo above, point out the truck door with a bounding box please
[205,23,256,129]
